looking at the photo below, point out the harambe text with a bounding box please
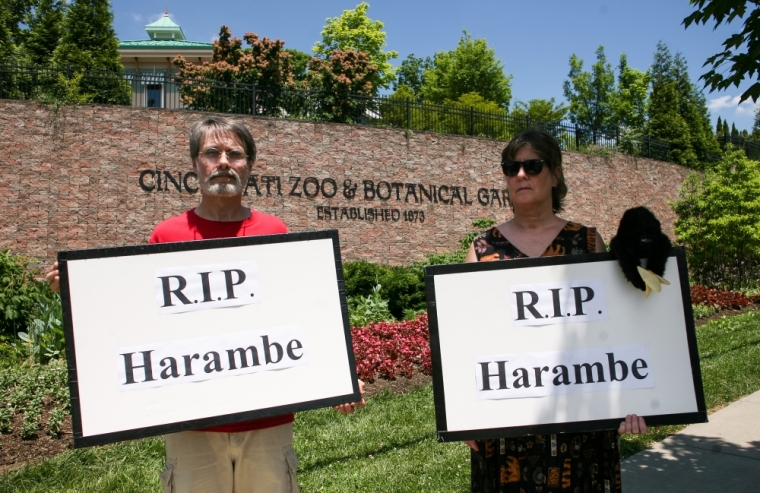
[475,344,654,400]
[117,326,308,391]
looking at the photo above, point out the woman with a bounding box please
[465,129,647,493]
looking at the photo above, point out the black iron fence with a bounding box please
[2,63,756,166]
[719,134,760,161]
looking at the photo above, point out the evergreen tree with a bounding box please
[0,0,32,60]
[753,106,760,140]
[672,52,720,162]
[716,115,723,136]
[50,0,129,104]
[646,42,718,168]
[24,0,65,65]
[563,45,616,142]
[731,122,739,138]
[647,42,698,167]
[52,0,122,71]
[421,31,512,107]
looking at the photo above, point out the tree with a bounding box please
[174,26,299,114]
[683,0,760,103]
[610,53,650,132]
[673,52,721,162]
[0,0,32,60]
[393,53,432,100]
[511,98,567,123]
[313,2,397,91]
[306,49,377,123]
[510,98,568,142]
[421,31,512,107]
[716,115,723,136]
[753,106,760,139]
[563,45,616,142]
[23,0,66,65]
[43,0,130,104]
[440,92,506,138]
[52,0,121,71]
[285,48,310,84]
[672,149,760,289]
[646,42,720,168]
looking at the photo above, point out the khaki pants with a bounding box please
[161,422,298,493]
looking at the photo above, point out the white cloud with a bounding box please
[708,95,734,111]
[736,98,759,115]
[708,94,759,116]
[131,14,142,23]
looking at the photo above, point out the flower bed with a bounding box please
[351,314,432,382]
[690,285,760,311]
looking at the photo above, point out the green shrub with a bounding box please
[343,262,426,320]
[47,405,66,437]
[0,406,12,434]
[692,304,718,320]
[343,261,390,298]
[672,150,760,290]
[347,285,395,328]
[0,250,53,338]
[343,218,498,319]
[17,294,65,364]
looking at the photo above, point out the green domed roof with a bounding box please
[145,12,185,41]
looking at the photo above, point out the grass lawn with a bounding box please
[2,310,759,492]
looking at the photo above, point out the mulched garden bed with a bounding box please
[0,401,73,473]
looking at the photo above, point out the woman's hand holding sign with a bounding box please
[618,414,648,435]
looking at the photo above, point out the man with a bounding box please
[47,116,363,493]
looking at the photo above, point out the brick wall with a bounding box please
[0,100,692,266]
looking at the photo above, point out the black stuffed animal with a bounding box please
[610,206,672,296]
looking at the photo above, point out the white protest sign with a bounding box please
[59,231,359,448]
[425,250,706,441]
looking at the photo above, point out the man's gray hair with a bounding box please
[189,116,257,163]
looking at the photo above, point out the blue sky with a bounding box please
[112,0,759,131]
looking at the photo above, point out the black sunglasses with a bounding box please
[501,159,546,177]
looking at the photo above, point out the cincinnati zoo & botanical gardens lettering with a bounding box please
[138,171,510,217]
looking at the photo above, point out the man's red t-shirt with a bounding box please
[149,208,293,433]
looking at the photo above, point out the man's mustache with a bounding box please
[206,169,241,184]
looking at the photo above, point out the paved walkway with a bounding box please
[621,390,760,492]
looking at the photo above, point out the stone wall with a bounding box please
[0,100,692,266]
